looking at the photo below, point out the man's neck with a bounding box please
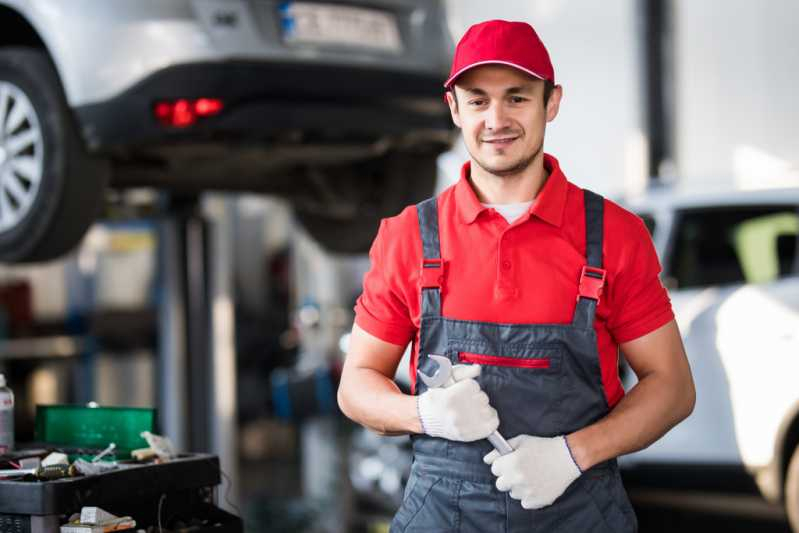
[468,152,550,204]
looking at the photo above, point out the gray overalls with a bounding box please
[390,190,638,532]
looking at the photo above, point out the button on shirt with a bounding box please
[354,153,674,407]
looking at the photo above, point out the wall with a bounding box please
[673,0,799,190]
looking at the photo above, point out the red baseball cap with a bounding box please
[444,19,555,89]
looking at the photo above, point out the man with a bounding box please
[338,19,695,532]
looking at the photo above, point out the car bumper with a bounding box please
[73,60,454,152]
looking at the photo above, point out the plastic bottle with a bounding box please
[0,373,14,454]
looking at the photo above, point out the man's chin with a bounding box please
[475,157,531,177]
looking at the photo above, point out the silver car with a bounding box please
[0,0,455,262]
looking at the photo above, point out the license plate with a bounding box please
[279,2,403,54]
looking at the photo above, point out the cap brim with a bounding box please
[444,60,547,88]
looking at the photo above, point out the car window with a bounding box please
[669,206,798,289]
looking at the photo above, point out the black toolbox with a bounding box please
[0,453,242,533]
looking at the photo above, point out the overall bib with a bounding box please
[390,190,638,533]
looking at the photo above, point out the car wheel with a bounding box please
[788,445,799,532]
[0,47,108,263]
[294,152,438,254]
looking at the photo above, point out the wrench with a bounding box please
[418,354,514,455]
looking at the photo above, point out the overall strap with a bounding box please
[572,189,607,329]
[416,197,443,318]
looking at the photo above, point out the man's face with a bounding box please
[446,64,562,177]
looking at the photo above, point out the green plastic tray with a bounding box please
[34,405,156,456]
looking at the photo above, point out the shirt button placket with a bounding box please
[496,230,518,300]
[500,231,513,272]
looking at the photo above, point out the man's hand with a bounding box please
[483,434,582,509]
[417,364,500,442]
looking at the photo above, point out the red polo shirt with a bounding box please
[354,153,673,408]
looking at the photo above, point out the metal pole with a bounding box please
[185,212,210,453]
[156,216,189,451]
[205,194,240,511]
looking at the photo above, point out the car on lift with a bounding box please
[0,0,455,262]
[619,186,799,530]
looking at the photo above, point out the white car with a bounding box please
[0,0,454,262]
[619,185,799,530]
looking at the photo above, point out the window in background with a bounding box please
[668,206,799,289]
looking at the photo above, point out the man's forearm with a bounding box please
[566,371,695,471]
[338,367,422,436]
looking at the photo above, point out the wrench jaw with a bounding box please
[417,354,452,389]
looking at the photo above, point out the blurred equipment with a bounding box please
[140,431,176,461]
[41,451,68,467]
[59,506,137,532]
[348,428,411,514]
[0,404,241,532]
[0,282,33,337]
[270,365,338,422]
[0,373,13,453]
[90,443,115,463]
[34,405,154,458]
[0,453,238,533]
[0,0,455,262]
[0,463,69,480]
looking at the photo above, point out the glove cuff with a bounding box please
[415,395,427,434]
[562,435,583,474]
[417,392,445,438]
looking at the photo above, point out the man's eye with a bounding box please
[468,99,486,106]
[510,96,527,103]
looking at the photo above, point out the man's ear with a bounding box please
[446,90,462,129]
[546,84,563,123]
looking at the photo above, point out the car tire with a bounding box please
[295,152,438,254]
[787,445,799,532]
[0,47,108,263]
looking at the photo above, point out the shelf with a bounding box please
[0,336,86,360]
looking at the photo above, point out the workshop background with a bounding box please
[0,0,797,532]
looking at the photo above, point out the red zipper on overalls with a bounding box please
[457,352,550,369]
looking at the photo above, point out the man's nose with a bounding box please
[484,102,512,131]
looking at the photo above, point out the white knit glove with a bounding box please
[417,364,499,442]
[483,434,582,509]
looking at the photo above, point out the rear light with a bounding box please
[153,98,224,128]
[194,98,224,116]
[171,99,195,128]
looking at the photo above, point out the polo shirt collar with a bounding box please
[455,153,568,227]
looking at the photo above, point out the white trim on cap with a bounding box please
[443,60,547,88]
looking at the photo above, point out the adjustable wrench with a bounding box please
[418,354,514,455]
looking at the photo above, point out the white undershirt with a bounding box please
[482,201,534,224]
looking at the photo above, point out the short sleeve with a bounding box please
[354,219,415,346]
[607,216,675,343]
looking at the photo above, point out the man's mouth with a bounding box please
[482,136,519,146]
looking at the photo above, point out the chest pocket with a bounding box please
[445,340,566,437]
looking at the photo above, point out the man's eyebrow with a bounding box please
[506,85,535,94]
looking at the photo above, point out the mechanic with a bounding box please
[338,19,695,532]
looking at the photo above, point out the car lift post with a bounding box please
[157,194,239,511]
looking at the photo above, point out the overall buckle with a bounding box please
[577,265,606,301]
[421,258,445,289]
